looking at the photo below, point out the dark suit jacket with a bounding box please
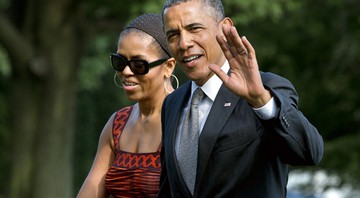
[158,72,323,198]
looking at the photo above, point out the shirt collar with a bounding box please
[191,61,230,101]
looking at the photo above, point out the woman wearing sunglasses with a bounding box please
[77,13,176,198]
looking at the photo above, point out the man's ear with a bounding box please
[218,17,234,41]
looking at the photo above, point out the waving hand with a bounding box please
[209,24,271,108]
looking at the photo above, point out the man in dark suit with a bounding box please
[158,0,324,197]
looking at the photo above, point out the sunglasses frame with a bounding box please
[110,53,168,75]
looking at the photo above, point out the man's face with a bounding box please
[163,1,226,86]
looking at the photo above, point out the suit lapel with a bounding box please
[196,85,239,188]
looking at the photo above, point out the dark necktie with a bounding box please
[178,88,204,195]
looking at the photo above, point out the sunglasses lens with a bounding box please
[111,54,127,71]
[130,61,147,75]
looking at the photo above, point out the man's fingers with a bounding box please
[208,64,229,84]
[241,36,255,59]
[216,34,234,60]
[228,26,248,57]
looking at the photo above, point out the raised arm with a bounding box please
[210,22,323,165]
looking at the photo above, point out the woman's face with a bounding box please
[116,32,167,102]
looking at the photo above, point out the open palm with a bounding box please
[209,24,271,108]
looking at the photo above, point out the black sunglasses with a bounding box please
[110,53,168,75]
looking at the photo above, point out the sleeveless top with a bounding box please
[105,106,162,198]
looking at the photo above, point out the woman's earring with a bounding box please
[113,73,123,88]
[164,74,179,94]
[172,74,179,89]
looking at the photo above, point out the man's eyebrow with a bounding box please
[186,23,203,29]
[165,29,179,36]
[165,23,204,36]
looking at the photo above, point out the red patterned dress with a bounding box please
[105,106,162,198]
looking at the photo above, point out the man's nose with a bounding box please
[178,32,193,50]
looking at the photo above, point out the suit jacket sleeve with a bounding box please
[157,97,171,198]
[261,72,324,165]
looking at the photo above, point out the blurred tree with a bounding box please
[0,0,163,197]
[0,0,84,197]
[0,45,11,196]
[1,0,360,197]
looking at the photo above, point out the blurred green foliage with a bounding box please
[1,0,359,196]
[226,0,360,188]
[0,45,11,193]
